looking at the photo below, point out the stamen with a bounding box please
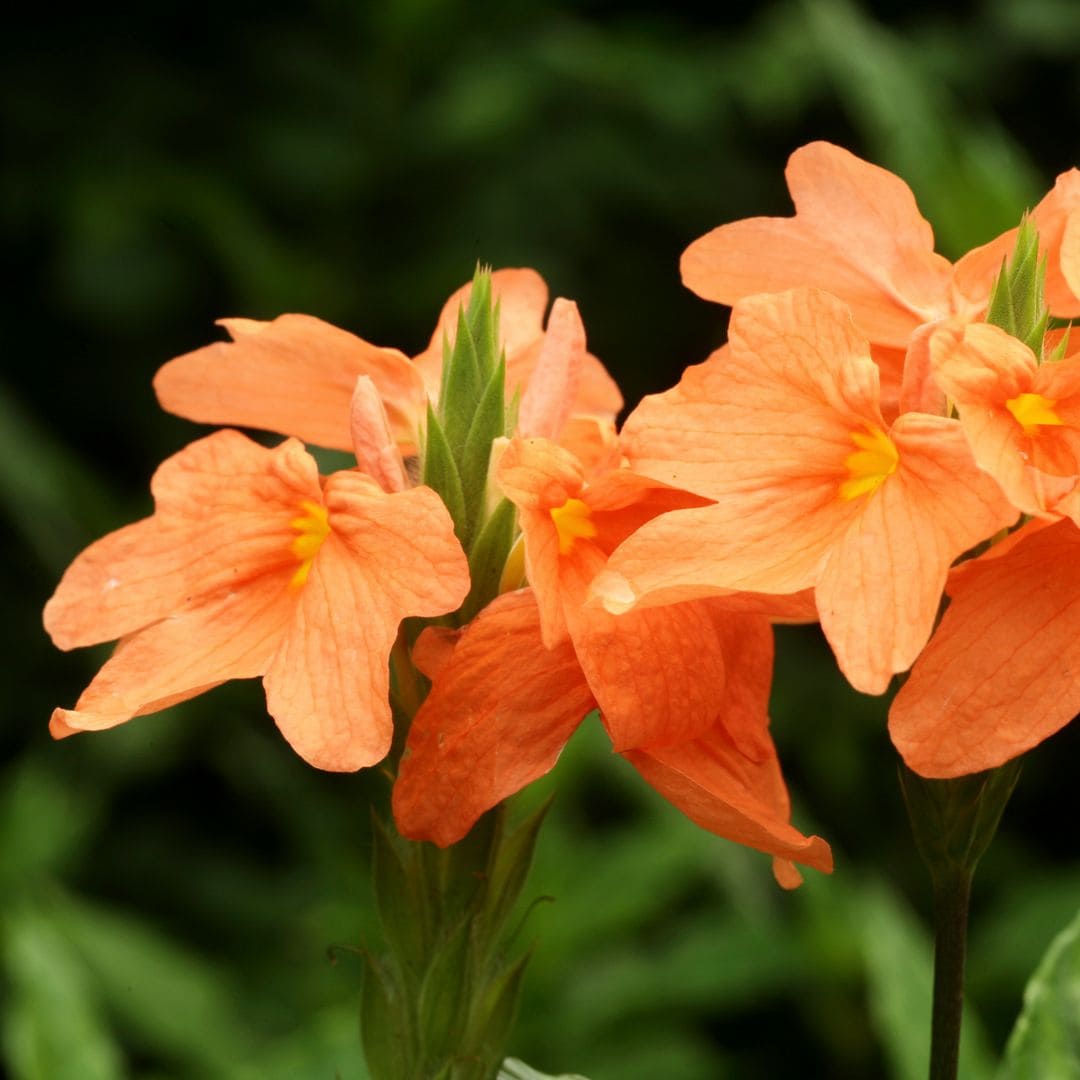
[1005,392,1063,437]
[289,500,330,587]
[550,497,597,555]
[838,425,899,502]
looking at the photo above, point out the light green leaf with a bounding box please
[498,1059,589,1080]
[999,904,1080,1079]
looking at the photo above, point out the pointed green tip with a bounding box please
[986,213,1048,356]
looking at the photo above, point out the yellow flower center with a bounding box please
[1005,392,1063,437]
[839,424,899,502]
[550,497,597,555]
[289,499,330,587]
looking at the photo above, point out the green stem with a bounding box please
[928,867,972,1080]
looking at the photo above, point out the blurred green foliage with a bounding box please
[6,0,1080,1076]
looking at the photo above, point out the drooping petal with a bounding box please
[890,519,1080,777]
[44,431,321,650]
[154,315,426,452]
[681,142,953,348]
[392,590,596,846]
[51,574,296,738]
[264,472,470,771]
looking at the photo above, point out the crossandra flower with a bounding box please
[392,433,832,887]
[153,268,622,454]
[44,429,469,770]
[680,141,1080,413]
[593,288,1016,695]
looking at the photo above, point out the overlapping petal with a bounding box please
[890,519,1080,776]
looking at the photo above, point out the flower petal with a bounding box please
[44,431,320,650]
[263,472,470,771]
[154,315,426,451]
[890,519,1080,776]
[392,589,595,846]
[681,142,952,348]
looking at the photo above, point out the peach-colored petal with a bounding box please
[51,574,296,738]
[154,315,426,452]
[350,376,408,493]
[624,721,833,885]
[681,142,953,348]
[44,431,320,650]
[816,413,1016,694]
[392,590,595,846]
[890,518,1080,776]
[518,298,586,440]
[262,471,470,771]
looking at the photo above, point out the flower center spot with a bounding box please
[839,425,899,502]
[1005,392,1063,437]
[550,497,597,555]
[289,499,330,587]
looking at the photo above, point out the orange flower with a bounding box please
[595,288,1016,694]
[154,269,622,454]
[683,142,1080,343]
[890,518,1080,776]
[44,429,469,769]
[680,142,1080,411]
[930,322,1080,517]
[392,434,832,886]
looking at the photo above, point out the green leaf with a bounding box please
[459,497,517,625]
[2,902,124,1080]
[999,904,1080,1079]
[48,889,247,1072]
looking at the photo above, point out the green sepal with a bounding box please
[371,812,431,984]
[421,810,499,928]
[459,360,507,544]
[422,404,467,543]
[1049,324,1072,362]
[986,216,1049,356]
[417,915,474,1066]
[361,950,413,1080]
[463,948,534,1078]
[460,498,518,624]
[480,796,553,939]
[899,760,1021,880]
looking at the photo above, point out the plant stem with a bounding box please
[928,867,973,1080]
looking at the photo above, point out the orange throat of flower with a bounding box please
[1005,392,1063,437]
[839,424,899,502]
[550,497,597,555]
[290,499,330,587]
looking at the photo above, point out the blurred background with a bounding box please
[5,0,1080,1076]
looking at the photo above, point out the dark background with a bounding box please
[4,2,1080,1077]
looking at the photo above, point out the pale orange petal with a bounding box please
[44,431,320,650]
[392,590,595,846]
[263,472,470,771]
[518,298,586,440]
[890,519,1080,776]
[816,414,1017,694]
[681,142,952,348]
[51,574,295,738]
[154,315,426,451]
[624,720,833,884]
